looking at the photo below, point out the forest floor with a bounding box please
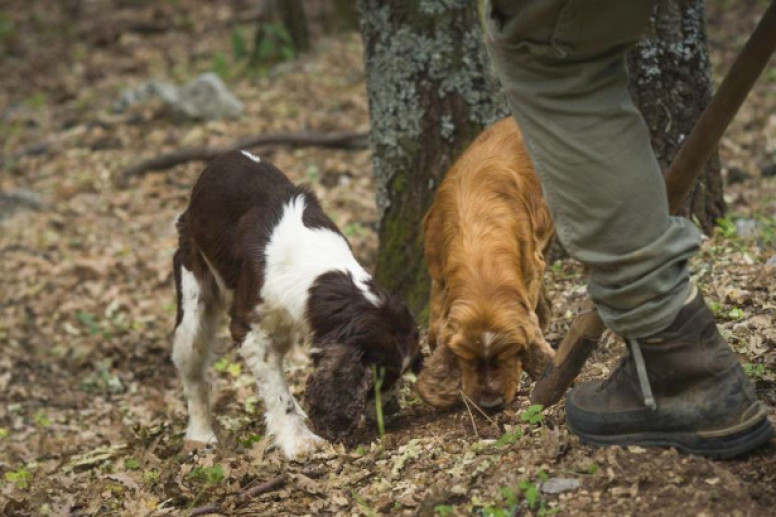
[1,1,776,516]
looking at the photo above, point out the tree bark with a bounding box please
[358,1,509,320]
[278,0,311,53]
[628,0,724,233]
[331,0,360,33]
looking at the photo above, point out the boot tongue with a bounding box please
[628,338,657,410]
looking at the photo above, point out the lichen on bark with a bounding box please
[628,0,724,232]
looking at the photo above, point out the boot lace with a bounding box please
[628,338,656,410]
[597,339,657,411]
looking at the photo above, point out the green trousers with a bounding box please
[482,0,701,338]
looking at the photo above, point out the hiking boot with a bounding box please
[566,291,774,459]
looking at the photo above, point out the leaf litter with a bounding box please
[1,0,775,515]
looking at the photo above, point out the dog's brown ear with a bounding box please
[415,344,461,409]
[304,344,373,442]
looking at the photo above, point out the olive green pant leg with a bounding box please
[482,0,701,338]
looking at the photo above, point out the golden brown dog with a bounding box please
[416,117,555,410]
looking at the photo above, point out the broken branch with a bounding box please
[118,130,369,187]
[241,474,285,500]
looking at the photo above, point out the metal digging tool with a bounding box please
[531,0,776,408]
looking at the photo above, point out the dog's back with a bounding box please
[425,117,553,308]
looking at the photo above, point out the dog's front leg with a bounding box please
[239,325,324,459]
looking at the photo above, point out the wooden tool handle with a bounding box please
[531,0,776,407]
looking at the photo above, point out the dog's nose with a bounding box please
[477,394,504,409]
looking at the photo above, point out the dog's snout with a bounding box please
[477,394,504,409]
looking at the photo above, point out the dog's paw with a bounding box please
[277,428,326,459]
[184,427,218,450]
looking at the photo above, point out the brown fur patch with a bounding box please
[417,117,555,409]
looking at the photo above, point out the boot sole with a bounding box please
[568,416,775,460]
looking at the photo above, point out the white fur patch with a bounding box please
[483,331,496,354]
[240,150,261,163]
[261,195,380,322]
[172,267,217,444]
[200,252,233,308]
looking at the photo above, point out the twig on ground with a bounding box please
[189,505,224,516]
[241,474,286,500]
[459,390,499,432]
[460,391,479,439]
[298,466,325,479]
[118,130,369,186]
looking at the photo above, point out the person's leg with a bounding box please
[482,0,773,456]
[483,0,698,338]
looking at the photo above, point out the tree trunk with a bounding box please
[331,0,360,33]
[278,0,311,53]
[358,1,509,321]
[628,0,724,233]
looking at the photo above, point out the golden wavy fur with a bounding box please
[416,117,555,409]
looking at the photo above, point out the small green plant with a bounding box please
[344,222,369,238]
[516,472,561,516]
[33,410,50,428]
[188,465,225,484]
[188,464,225,508]
[124,457,140,470]
[715,216,738,240]
[252,23,295,65]
[211,52,232,80]
[213,357,241,377]
[143,469,160,485]
[494,427,523,448]
[521,404,544,425]
[435,504,455,516]
[372,365,386,440]
[743,363,766,379]
[499,486,519,506]
[727,306,744,320]
[0,428,8,439]
[24,92,47,110]
[0,12,15,43]
[4,467,32,490]
[75,310,100,335]
[231,28,248,61]
[518,479,540,509]
[238,433,263,448]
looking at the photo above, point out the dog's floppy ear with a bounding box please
[304,344,374,442]
[415,343,461,409]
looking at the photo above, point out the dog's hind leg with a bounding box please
[172,249,219,445]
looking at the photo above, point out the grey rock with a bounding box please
[766,255,776,266]
[174,73,244,120]
[112,73,243,120]
[0,190,42,221]
[540,477,580,495]
[735,218,758,239]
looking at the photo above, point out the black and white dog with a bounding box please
[172,150,419,458]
